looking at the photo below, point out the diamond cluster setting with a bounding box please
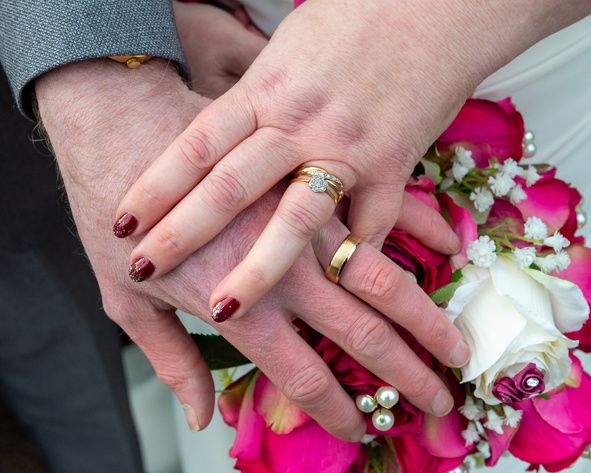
[308,172,329,193]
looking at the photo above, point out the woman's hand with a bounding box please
[114,0,586,322]
[174,1,267,98]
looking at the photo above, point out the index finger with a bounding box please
[113,88,255,238]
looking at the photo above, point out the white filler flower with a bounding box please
[524,216,548,240]
[467,236,497,268]
[544,231,571,252]
[470,187,495,213]
[501,158,524,179]
[523,166,541,187]
[488,173,516,197]
[509,184,527,204]
[444,256,589,405]
[452,147,476,182]
[513,246,537,268]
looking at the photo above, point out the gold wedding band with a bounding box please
[325,234,362,284]
[291,166,345,206]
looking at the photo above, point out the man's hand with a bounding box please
[174,1,267,99]
[36,57,469,440]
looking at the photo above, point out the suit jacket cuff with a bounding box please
[0,0,188,119]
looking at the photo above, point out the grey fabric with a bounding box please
[0,0,188,118]
[0,68,144,473]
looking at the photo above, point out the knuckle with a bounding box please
[242,264,269,294]
[103,301,128,324]
[344,312,390,357]
[282,365,331,408]
[426,316,452,350]
[153,227,186,260]
[277,199,325,241]
[135,180,165,209]
[403,367,434,402]
[201,169,249,215]
[177,128,217,175]
[357,259,401,301]
[156,371,191,392]
[101,292,133,323]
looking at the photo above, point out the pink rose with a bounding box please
[514,169,583,242]
[560,245,591,351]
[438,193,478,269]
[492,363,546,404]
[437,98,525,166]
[302,323,425,437]
[509,355,591,471]
[382,178,453,293]
[219,371,360,473]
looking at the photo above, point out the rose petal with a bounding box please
[229,373,266,463]
[262,420,360,473]
[219,371,257,428]
[419,410,469,458]
[439,193,478,269]
[525,268,589,334]
[254,373,310,434]
[486,426,518,466]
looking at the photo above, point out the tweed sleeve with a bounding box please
[0,0,188,118]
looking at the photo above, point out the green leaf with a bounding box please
[429,281,462,305]
[419,158,442,184]
[447,190,491,225]
[191,333,252,370]
[538,393,551,400]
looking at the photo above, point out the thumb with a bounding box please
[105,295,215,431]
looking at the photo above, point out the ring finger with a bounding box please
[209,163,354,322]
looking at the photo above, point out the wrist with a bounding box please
[35,58,207,231]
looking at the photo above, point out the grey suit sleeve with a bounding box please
[0,0,188,118]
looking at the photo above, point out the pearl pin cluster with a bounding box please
[355,386,399,432]
[522,129,536,158]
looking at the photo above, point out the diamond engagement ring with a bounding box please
[292,166,345,205]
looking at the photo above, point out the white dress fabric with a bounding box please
[124,10,591,473]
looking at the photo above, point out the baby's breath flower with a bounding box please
[544,231,570,252]
[523,165,541,187]
[513,246,537,268]
[509,184,527,204]
[554,251,571,272]
[455,146,476,168]
[452,147,476,182]
[488,172,516,197]
[459,396,485,421]
[524,216,548,240]
[502,405,523,428]
[484,410,504,434]
[502,158,524,178]
[536,254,559,273]
[477,441,492,459]
[468,236,497,268]
[462,423,481,447]
[470,187,495,213]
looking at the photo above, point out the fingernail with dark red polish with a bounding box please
[113,213,138,238]
[212,297,240,323]
[129,257,155,282]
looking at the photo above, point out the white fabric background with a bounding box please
[124,11,591,473]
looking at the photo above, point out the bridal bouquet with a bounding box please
[196,98,591,473]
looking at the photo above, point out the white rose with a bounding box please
[444,255,589,405]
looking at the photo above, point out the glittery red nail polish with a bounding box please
[129,257,155,282]
[211,297,240,323]
[113,213,138,238]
